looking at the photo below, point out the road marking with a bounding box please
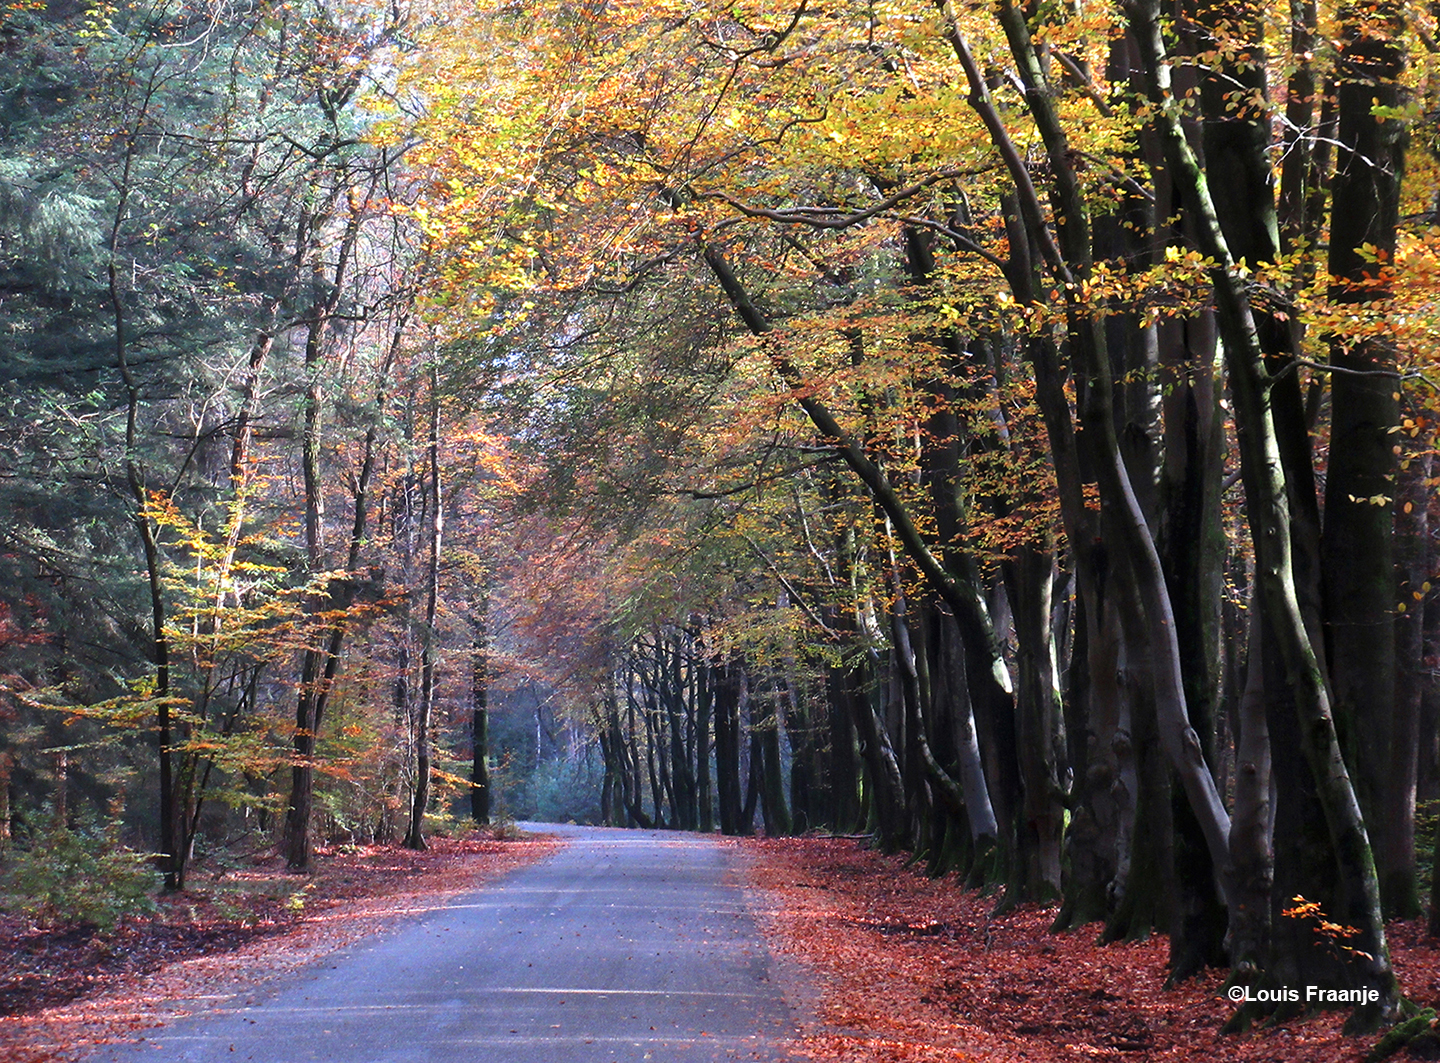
[160,1033,765,1046]
[237,988,777,1012]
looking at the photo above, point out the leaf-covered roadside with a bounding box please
[742,837,1440,1063]
[0,832,559,1063]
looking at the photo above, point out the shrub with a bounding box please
[1,813,160,931]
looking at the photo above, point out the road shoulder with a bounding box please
[1,833,560,1063]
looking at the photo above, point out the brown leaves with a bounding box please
[743,836,1439,1063]
[0,834,559,1063]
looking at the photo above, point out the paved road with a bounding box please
[89,825,799,1062]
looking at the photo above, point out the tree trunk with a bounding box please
[696,655,714,832]
[107,141,182,888]
[1124,0,1399,1024]
[1394,452,1432,913]
[1009,547,1064,901]
[1226,615,1275,993]
[470,609,491,826]
[1321,0,1407,915]
[1155,314,1230,980]
[405,378,443,851]
[755,683,792,837]
[713,660,743,835]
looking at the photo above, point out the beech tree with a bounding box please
[4,0,1440,1042]
[394,0,1438,1031]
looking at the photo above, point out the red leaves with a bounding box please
[744,836,1436,1063]
[0,835,559,1063]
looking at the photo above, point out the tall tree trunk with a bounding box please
[1226,616,1275,991]
[1395,452,1432,914]
[470,607,491,826]
[755,683,793,836]
[696,654,715,833]
[405,373,444,852]
[282,191,368,871]
[1008,547,1065,902]
[1124,0,1399,1025]
[1155,317,1230,980]
[1321,0,1408,915]
[105,131,184,887]
[713,659,743,835]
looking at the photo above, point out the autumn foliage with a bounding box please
[2,0,1440,1048]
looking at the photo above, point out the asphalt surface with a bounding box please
[89,824,800,1062]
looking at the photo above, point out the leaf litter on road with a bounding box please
[0,833,559,1063]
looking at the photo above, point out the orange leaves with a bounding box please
[1282,895,1376,964]
[747,836,1400,1063]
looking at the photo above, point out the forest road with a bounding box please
[88,824,802,1063]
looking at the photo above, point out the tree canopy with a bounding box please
[3,0,1440,1036]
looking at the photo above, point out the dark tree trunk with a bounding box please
[1008,547,1064,901]
[824,639,864,834]
[405,374,444,852]
[1125,0,1400,1025]
[755,684,792,836]
[713,660,744,835]
[1155,315,1230,979]
[1226,617,1275,989]
[470,612,491,827]
[696,656,715,833]
[1321,0,1408,915]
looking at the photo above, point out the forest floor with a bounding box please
[0,829,561,1062]
[742,835,1440,1063]
[5,829,1440,1063]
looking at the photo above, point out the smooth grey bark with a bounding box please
[939,0,1234,902]
[1123,0,1399,1026]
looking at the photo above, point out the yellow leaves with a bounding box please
[1163,244,1209,269]
[1281,895,1373,961]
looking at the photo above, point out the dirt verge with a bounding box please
[0,832,560,1063]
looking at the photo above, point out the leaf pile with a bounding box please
[743,836,1440,1063]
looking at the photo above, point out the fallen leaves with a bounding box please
[0,833,559,1063]
[741,836,1440,1063]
